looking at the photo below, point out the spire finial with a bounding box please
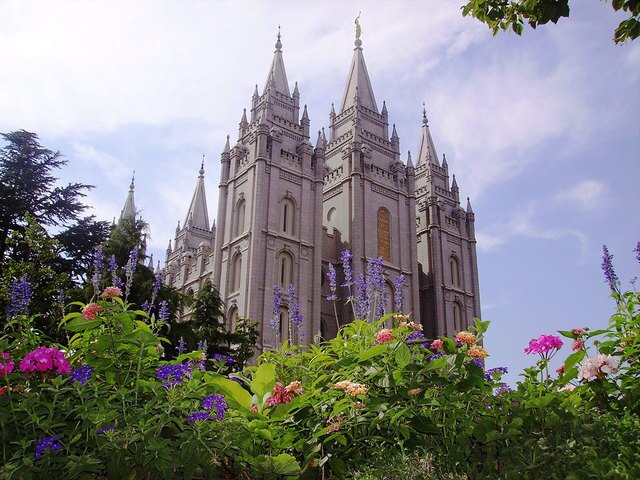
[354,12,362,46]
[275,25,282,50]
[422,102,428,125]
[199,155,205,176]
[129,171,135,191]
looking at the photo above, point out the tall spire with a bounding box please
[416,103,439,166]
[340,16,378,113]
[263,26,291,97]
[184,157,210,230]
[119,171,136,221]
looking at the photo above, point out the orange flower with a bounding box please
[408,388,422,396]
[468,345,488,359]
[82,303,102,320]
[455,331,476,345]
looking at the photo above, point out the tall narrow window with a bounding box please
[281,198,295,234]
[450,256,460,287]
[377,207,391,261]
[453,302,463,332]
[279,308,289,341]
[234,199,246,237]
[277,252,294,288]
[231,254,242,292]
[228,307,238,332]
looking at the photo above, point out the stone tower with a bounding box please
[321,35,421,333]
[414,108,481,338]
[212,32,325,348]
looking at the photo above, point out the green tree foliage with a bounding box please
[168,280,258,368]
[0,131,92,267]
[462,0,640,43]
[0,216,70,336]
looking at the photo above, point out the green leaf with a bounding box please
[271,453,301,476]
[64,317,102,332]
[395,343,411,368]
[251,363,276,400]
[58,311,82,329]
[357,344,388,362]
[564,349,586,371]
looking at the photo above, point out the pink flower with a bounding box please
[285,380,304,395]
[430,339,444,350]
[375,329,394,344]
[82,303,102,320]
[571,328,587,336]
[556,364,566,375]
[455,331,476,345]
[101,286,122,299]
[572,339,583,351]
[579,354,619,381]
[0,353,14,375]
[19,346,71,375]
[250,405,258,413]
[558,384,576,392]
[524,335,563,359]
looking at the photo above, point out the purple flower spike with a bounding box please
[327,263,337,301]
[34,436,61,460]
[601,245,619,294]
[71,365,94,385]
[393,274,405,312]
[5,275,32,317]
[340,250,353,288]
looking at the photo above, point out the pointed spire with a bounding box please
[240,108,248,126]
[407,150,414,168]
[315,129,326,150]
[119,171,137,221]
[321,127,327,143]
[330,103,336,117]
[340,26,378,112]
[176,220,181,232]
[253,84,259,98]
[156,260,161,272]
[381,100,388,115]
[391,124,399,140]
[167,239,172,253]
[451,174,458,191]
[301,104,309,122]
[442,153,447,168]
[466,197,474,214]
[223,135,230,154]
[184,159,210,231]
[147,253,154,271]
[293,81,299,97]
[416,104,439,166]
[263,26,291,96]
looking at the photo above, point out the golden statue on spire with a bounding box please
[355,12,362,40]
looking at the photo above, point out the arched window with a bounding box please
[453,302,463,333]
[281,198,295,234]
[231,253,242,292]
[227,306,238,332]
[377,207,391,262]
[450,256,460,287]
[234,199,246,237]
[279,308,289,341]
[277,251,294,288]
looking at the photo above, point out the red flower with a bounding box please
[82,303,102,320]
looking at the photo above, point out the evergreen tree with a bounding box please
[0,130,92,268]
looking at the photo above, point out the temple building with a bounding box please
[162,28,481,349]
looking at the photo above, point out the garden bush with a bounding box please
[0,245,638,479]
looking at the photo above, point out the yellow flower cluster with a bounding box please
[455,331,477,345]
[334,380,368,397]
[468,345,489,359]
[399,321,423,331]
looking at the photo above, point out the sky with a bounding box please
[2,0,639,384]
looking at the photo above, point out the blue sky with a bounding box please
[2,0,638,384]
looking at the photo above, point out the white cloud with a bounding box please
[72,143,130,185]
[554,180,606,211]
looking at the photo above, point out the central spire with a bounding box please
[184,158,210,230]
[263,26,291,97]
[340,17,377,113]
[416,103,439,166]
[119,171,136,221]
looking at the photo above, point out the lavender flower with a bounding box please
[157,300,170,323]
[107,255,123,288]
[601,245,619,294]
[176,337,187,355]
[634,241,640,263]
[97,426,115,435]
[406,332,428,348]
[393,274,405,312]
[34,436,61,460]
[484,366,508,382]
[141,301,152,315]
[494,383,512,396]
[150,272,163,305]
[197,340,208,353]
[471,358,484,369]
[155,362,193,388]
[271,285,283,331]
[428,353,444,362]
[186,411,212,422]
[377,283,389,319]
[212,353,234,364]
[203,393,228,420]
[287,284,304,343]
[70,365,94,385]
[340,250,353,288]
[326,263,337,301]
[353,274,369,320]
[5,275,32,317]
[91,246,104,296]
[124,247,139,302]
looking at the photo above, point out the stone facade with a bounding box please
[162,31,481,349]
